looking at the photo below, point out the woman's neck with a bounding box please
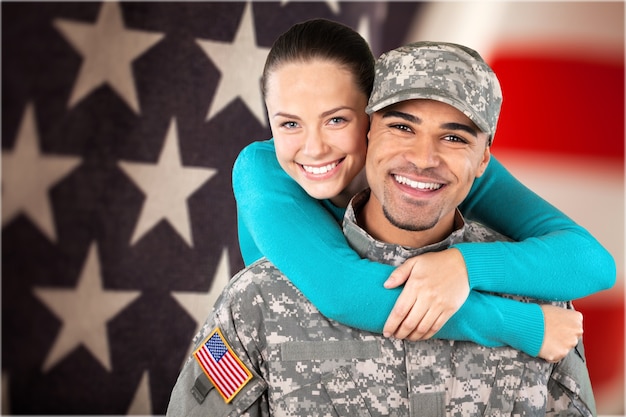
[329,168,368,208]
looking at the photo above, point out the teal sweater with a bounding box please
[233,139,615,356]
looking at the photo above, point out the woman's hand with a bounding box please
[383,248,469,340]
[538,305,583,362]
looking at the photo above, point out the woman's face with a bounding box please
[264,59,369,201]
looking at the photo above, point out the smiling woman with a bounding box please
[265,59,369,205]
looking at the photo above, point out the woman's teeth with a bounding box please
[394,174,442,190]
[302,161,338,175]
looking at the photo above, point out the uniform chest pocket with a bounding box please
[273,365,373,417]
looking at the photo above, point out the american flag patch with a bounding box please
[193,328,252,403]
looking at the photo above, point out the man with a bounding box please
[167,42,594,416]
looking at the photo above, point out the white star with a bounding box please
[196,3,269,125]
[2,103,82,242]
[54,1,164,113]
[118,118,217,247]
[280,0,340,14]
[357,15,371,46]
[127,370,152,415]
[171,247,231,354]
[33,242,141,372]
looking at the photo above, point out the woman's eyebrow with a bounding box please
[272,111,300,119]
[320,106,355,118]
[273,106,354,120]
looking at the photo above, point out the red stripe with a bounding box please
[489,53,624,162]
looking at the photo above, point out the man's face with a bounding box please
[363,99,491,246]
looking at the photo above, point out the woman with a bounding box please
[233,19,615,360]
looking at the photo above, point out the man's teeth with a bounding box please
[303,161,338,175]
[394,175,442,190]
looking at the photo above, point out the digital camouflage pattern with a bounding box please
[365,41,502,144]
[166,191,595,417]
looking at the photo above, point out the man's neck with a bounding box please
[356,191,460,249]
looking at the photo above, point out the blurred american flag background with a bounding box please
[2,1,623,415]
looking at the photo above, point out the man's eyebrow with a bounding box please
[381,110,479,138]
[441,122,478,138]
[381,110,421,124]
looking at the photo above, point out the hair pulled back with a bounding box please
[261,19,375,100]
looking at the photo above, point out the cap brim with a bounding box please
[366,88,491,137]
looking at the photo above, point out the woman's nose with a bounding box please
[302,130,328,157]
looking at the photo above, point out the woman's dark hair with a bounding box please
[261,19,375,100]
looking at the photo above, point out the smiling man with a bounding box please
[343,41,594,416]
[361,98,491,247]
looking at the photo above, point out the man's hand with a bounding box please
[383,248,469,341]
[538,305,583,362]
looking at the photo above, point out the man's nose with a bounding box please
[405,138,440,167]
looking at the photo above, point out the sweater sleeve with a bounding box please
[232,140,544,355]
[233,140,397,328]
[457,157,616,299]
[436,291,545,356]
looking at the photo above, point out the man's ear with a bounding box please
[475,146,491,178]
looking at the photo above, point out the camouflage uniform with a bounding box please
[167,190,595,417]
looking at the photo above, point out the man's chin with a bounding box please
[382,208,437,232]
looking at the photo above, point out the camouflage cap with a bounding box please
[366,41,502,143]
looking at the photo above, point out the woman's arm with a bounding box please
[383,157,615,339]
[457,156,616,298]
[436,292,582,359]
[233,139,398,331]
[233,140,559,357]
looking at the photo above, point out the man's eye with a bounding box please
[391,123,411,132]
[443,134,468,144]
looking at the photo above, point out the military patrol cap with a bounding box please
[366,41,502,143]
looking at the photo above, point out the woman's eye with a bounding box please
[281,121,299,129]
[328,117,347,126]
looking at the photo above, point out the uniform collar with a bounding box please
[342,189,468,266]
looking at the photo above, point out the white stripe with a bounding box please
[406,2,624,62]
